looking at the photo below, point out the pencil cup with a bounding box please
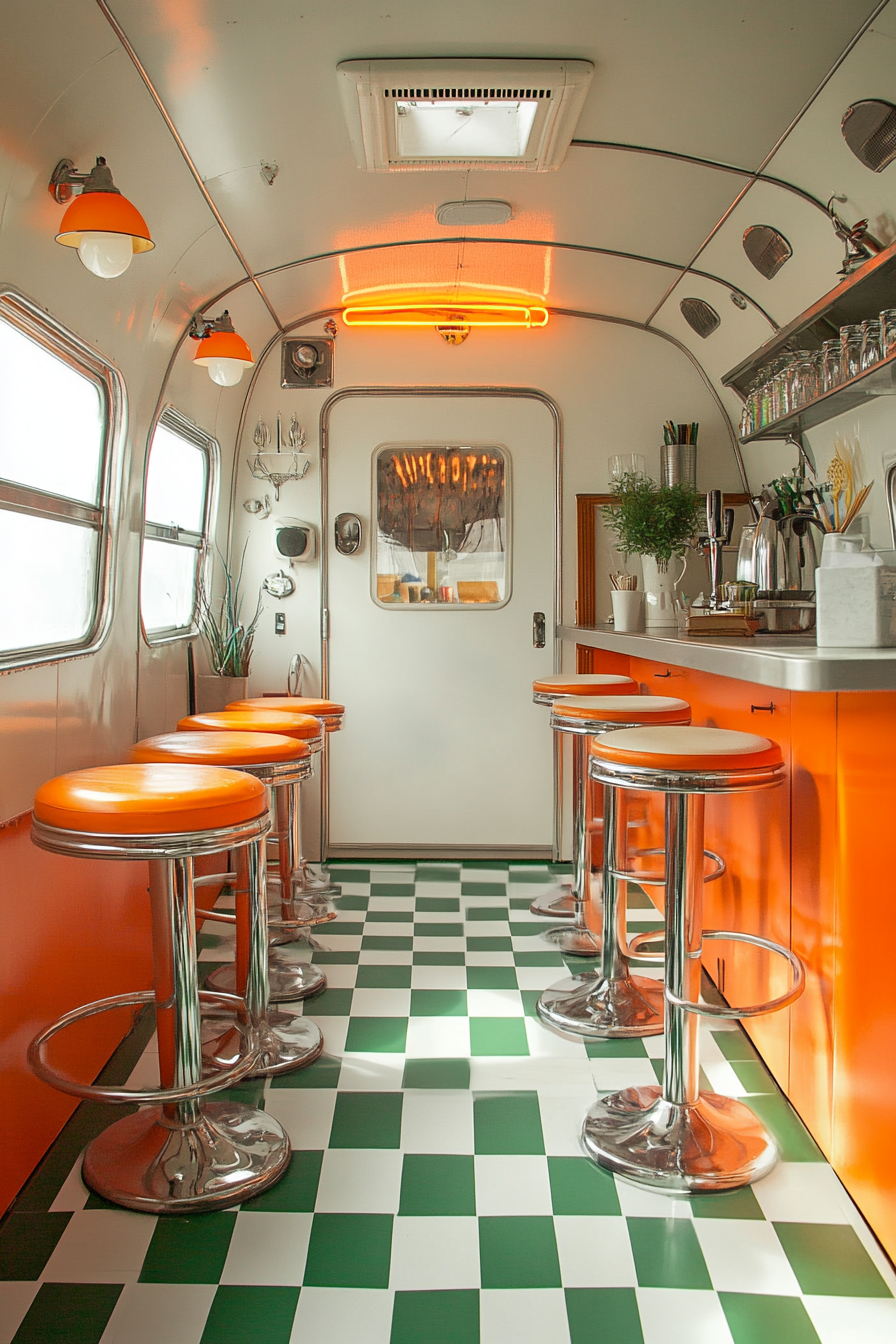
[611,589,645,633]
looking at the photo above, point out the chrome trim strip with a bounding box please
[0,480,101,527]
[31,812,271,860]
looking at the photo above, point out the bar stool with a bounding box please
[582,727,805,1192]
[531,674,636,922]
[537,695,691,1037]
[228,696,345,898]
[28,764,290,1214]
[177,709,331,1001]
[130,731,325,1076]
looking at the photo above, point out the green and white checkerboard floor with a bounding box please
[3,860,895,1344]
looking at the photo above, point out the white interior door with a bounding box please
[325,392,557,855]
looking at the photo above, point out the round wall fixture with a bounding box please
[679,298,720,338]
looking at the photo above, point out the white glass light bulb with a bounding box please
[77,232,134,279]
[206,357,246,387]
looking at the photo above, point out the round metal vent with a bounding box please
[680,297,720,338]
[743,225,792,279]
[841,100,896,173]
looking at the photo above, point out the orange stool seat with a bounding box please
[131,731,310,767]
[592,726,783,774]
[228,697,344,730]
[178,710,322,742]
[532,674,635,698]
[33,764,266,835]
[554,695,691,727]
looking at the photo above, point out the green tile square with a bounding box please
[461,882,507,897]
[745,1095,825,1162]
[329,1092,403,1149]
[335,894,369,910]
[414,923,464,938]
[210,1077,267,1109]
[311,950,359,965]
[564,956,601,975]
[474,1092,544,1154]
[402,1058,471,1089]
[565,1288,643,1344]
[467,966,518,989]
[414,951,466,966]
[270,1052,342,1089]
[711,1029,761,1063]
[391,1289,479,1344]
[508,869,553,884]
[585,1038,649,1059]
[626,889,656,909]
[410,989,468,1016]
[241,1150,323,1212]
[200,1286,299,1344]
[508,922,544,938]
[415,868,460,883]
[370,883,415,897]
[305,987,353,1015]
[415,897,461,912]
[303,1213,393,1287]
[690,1185,765,1219]
[463,861,508,870]
[11,1283,122,1344]
[344,1016,408,1053]
[0,1212,71,1280]
[479,1216,561,1288]
[470,1018,529,1056]
[719,1292,822,1344]
[521,989,543,1019]
[514,951,565,967]
[465,906,508,921]
[367,909,414,923]
[326,868,369,883]
[548,1157,621,1215]
[398,1154,476,1215]
[140,1213,237,1283]
[363,936,414,951]
[356,964,413,988]
[467,937,512,953]
[729,1060,778,1094]
[509,897,535,909]
[548,862,573,874]
[773,1223,893,1297]
[628,1217,712,1290]
[328,921,365,936]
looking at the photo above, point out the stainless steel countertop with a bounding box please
[561,624,896,692]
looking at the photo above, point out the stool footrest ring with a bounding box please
[610,848,726,888]
[625,929,665,964]
[665,930,805,1019]
[28,989,260,1104]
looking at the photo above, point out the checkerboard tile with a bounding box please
[4,861,894,1344]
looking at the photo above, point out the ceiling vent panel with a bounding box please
[337,58,593,172]
[680,298,720,338]
[743,225,793,279]
[841,99,896,173]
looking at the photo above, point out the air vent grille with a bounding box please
[743,225,792,280]
[841,99,896,173]
[680,298,720,338]
[386,88,551,100]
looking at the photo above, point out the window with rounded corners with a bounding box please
[140,408,219,641]
[372,442,511,608]
[0,288,123,670]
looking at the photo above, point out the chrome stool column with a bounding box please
[537,695,691,1036]
[581,727,804,1192]
[28,764,290,1214]
[531,674,635,924]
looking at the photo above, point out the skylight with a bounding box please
[394,99,539,160]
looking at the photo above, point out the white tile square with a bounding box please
[464,922,510,940]
[332,882,369,896]
[368,897,415,912]
[538,1091,599,1155]
[411,965,467,989]
[289,1288,393,1344]
[614,1181,694,1219]
[414,936,466,953]
[413,910,462,924]
[526,1018,591,1060]
[318,934,362,951]
[480,1288,570,1344]
[474,1155,553,1215]
[512,935,557,953]
[40,1210,157,1284]
[469,1056,590,1092]
[589,1057,658,1092]
[555,1215,638,1286]
[461,895,507,907]
[404,1016,470,1058]
[364,922,415,940]
[401,1090,475,1154]
[265,1088,336,1148]
[390,1217,480,1289]
[751,1161,851,1224]
[516,965,568,991]
[803,1296,896,1344]
[338,1054,406,1091]
[99,1284,216,1344]
[642,1034,666,1058]
[465,951,515,967]
[49,1157,90,1212]
[350,988,411,1017]
[126,1052,161,1091]
[313,962,357,988]
[360,949,413,965]
[637,1288,735,1344]
[414,881,461,894]
[702,1059,750,1097]
[301,1015,348,1055]
[315,1149,403,1212]
[0,1284,39,1344]
[467,988,524,1017]
[220,1212,311,1285]
[693,1218,801,1295]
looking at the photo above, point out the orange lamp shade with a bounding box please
[55,190,154,253]
[192,328,254,369]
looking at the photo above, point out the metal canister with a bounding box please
[660,443,697,488]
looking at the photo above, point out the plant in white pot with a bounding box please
[195,547,263,711]
[602,474,703,628]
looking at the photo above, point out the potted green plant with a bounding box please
[602,473,703,628]
[195,545,263,711]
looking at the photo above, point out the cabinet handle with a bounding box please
[654,670,671,678]
[750,703,775,714]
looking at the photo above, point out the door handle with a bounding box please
[533,612,546,648]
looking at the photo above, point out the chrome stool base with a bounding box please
[291,858,341,898]
[537,973,664,1038]
[529,885,576,919]
[82,1101,291,1214]
[541,922,601,956]
[205,955,327,1003]
[201,1009,324,1078]
[581,1085,778,1193]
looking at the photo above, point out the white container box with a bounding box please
[815,566,896,647]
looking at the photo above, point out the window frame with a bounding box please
[139,405,219,645]
[0,286,124,672]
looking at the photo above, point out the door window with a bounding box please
[373,443,510,606]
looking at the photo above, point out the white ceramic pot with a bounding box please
[641,554,686,629]
[195,674,250,713]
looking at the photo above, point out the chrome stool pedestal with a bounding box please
[580,728,804,1192]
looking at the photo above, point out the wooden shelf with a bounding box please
[740,347,896,442]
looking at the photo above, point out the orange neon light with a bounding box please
[342,302,549,328]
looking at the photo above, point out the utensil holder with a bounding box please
[661,443,697,489]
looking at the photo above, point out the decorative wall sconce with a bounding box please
[49,157,154,278]
[247,414,310,501]
[190,310,255,386]
[826,196,883,277]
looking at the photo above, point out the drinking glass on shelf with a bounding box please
[821,339,841,392]
[860,318,882,372]
[791,355,817,410]
[608,453,646,481]
[881,308,896,358]
[840,324,863,381]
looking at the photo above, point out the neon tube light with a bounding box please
[342,302,549,328]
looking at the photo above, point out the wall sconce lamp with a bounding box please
[342,302,549,333]
[189,310,255,386]
[49,157,154,278]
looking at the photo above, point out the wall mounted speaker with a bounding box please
[680,297,720,338]
[743,225,792,279]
